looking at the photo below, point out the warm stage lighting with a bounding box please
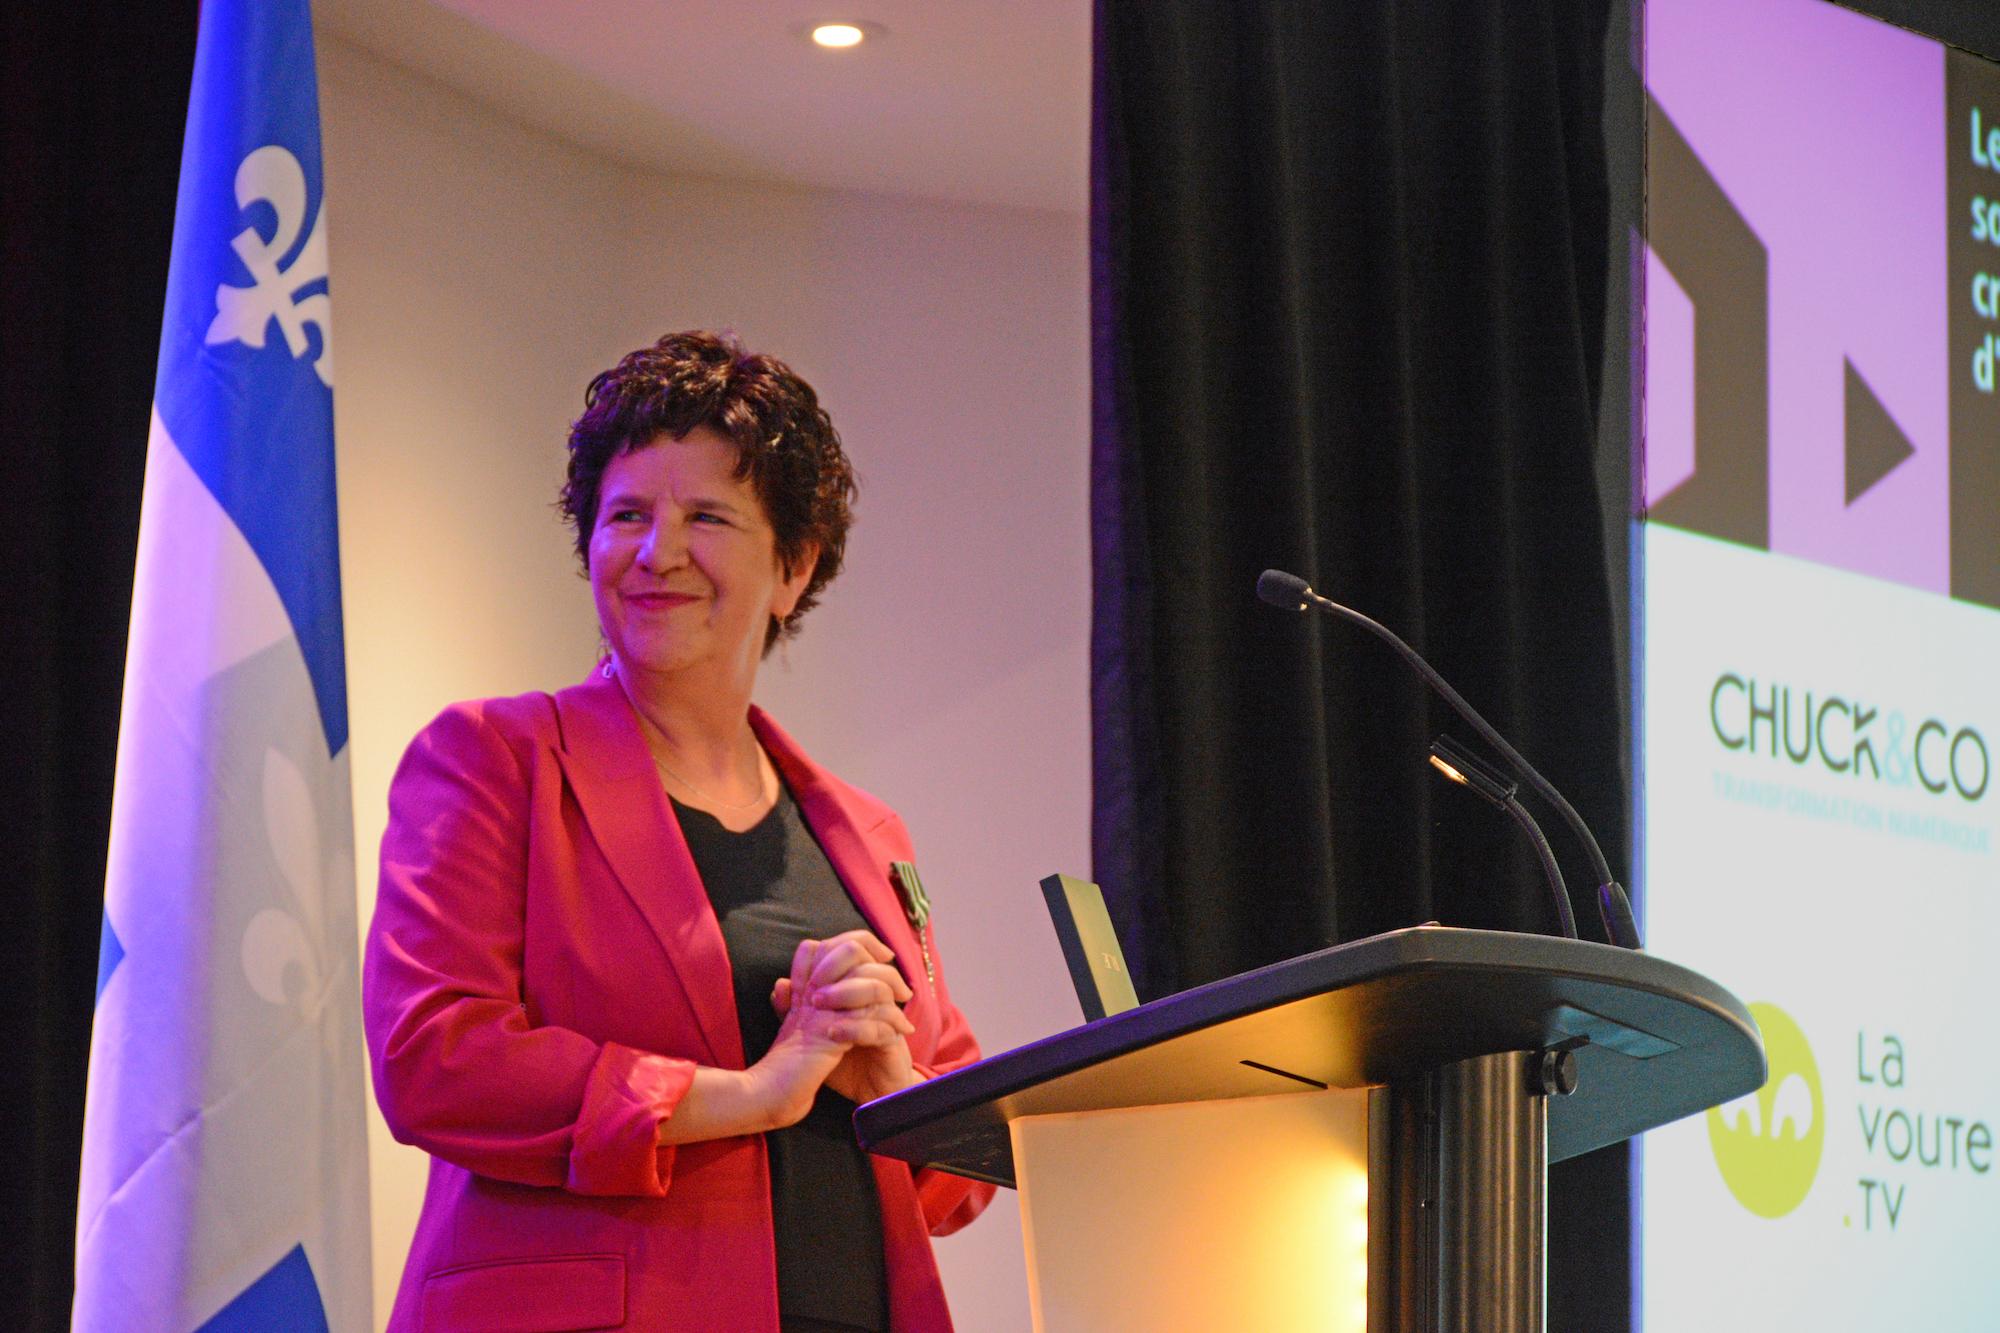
[812,23,867,48]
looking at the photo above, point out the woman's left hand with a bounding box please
[771,933,925,1104]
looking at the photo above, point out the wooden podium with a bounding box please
[855,926,1763,1332]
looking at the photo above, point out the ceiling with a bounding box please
[318,0,1091,215]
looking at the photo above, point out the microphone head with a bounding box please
[1256,568,1313,610]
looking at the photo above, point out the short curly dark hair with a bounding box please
[560,330,857,652]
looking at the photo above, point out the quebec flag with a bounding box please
[74,0,372,1328]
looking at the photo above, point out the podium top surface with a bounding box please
[855,925,1764,1187]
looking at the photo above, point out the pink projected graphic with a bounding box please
[1643,0,2000,606]
[1643,247,1697,504]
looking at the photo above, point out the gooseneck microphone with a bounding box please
[1427,734,1577,940]
[1256,568,1642,949]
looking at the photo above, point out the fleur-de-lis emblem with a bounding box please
[205,144,333,387]
[240,748,340,1014]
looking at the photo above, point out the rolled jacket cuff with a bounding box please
[567,1043,697,1196]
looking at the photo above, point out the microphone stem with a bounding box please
[1502,795,1577,939]
[1304,591,1619,891]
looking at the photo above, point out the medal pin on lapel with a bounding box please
[890,860,936,986]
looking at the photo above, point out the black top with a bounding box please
[672,787,887,1333]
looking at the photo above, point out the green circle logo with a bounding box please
[1706,1002,1823,1218]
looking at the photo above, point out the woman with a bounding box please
[364,331,992,1332]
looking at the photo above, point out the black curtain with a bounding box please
[1091,1,1631,1327]
[3,2,197,1326]
[1093,1,1626,989]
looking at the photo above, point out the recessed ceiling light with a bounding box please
[812,23,866,48]
[802,20,886,49]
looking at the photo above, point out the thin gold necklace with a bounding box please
[607,661,770,814]
[651,748,770,814]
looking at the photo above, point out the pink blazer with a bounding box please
[364,668,993,1331]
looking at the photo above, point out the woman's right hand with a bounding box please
[769,930,919,1105]
[657,934,914,1144]
[744,938,865,1128]
[658,938,852,1144]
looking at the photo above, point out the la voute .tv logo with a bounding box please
[1707,1002,1824,1218]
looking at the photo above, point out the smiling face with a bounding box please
[588,428,815,692]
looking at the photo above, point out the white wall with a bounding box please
[320,35,1090,1331]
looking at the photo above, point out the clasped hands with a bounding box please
[754,929,922,1126]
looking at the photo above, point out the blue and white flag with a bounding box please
[75,0,371,1328]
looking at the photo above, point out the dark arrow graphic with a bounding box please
[1844,360,1916,506]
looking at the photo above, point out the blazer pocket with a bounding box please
[420,1253,626,1332]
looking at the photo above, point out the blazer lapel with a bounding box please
[553,669,744,1069]
[752,708,929,1004]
